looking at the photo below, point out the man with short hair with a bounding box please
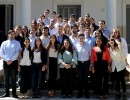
[0,30,21,98]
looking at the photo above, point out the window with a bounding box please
[57,5,81,21]
[126,5,130,53]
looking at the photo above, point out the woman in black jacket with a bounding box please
[31,37,47,98]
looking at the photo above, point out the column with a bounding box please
[106,0,117,31]
[22,0,31,28]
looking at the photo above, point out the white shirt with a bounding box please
[33,51,42,63]
[40,35,50,47]
[69,35,78,49]
[29,35,36,49]
[49,48,58,58]
[75,42,91,61]
[55,22,63,28]
[49,27,57,36]
[109,47,126,72]
[20,48,31,66]
[115,37,128,58]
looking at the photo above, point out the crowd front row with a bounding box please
[0,28,129,99]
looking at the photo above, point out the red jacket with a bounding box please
[91,46,111,63]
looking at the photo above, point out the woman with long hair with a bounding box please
[18,38,32,98]
[31,37,47,98]
[46,34,59,97]
[91,37,111,99]
[108,38,129,99]
[58,39,77,98]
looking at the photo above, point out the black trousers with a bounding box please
[3,60,17,95]
[94,60,109,96]
[60,68,75,95]
[48,57,57,90]
[77,60,90,94]
[20,65,32,93]
[112,68,126,93]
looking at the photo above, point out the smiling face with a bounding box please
[96,38,102,46]
[64,40,70,49]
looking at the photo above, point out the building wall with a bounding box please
[31,0,53,20]
[84,0,106,25]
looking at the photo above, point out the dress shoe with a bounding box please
[31,93,36,98]
[77,94,82,98]
[61,94,66,98]
[12,94,19,98]
[68,94,72,98]
[85,94,90,98]
[0,93,9,98]
[115,93,121,99]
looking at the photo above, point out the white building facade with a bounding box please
[0,0,130,52]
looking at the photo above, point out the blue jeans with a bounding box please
[31,62,43,93]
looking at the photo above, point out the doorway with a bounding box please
[0,5,13,44]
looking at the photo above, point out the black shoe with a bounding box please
[123,92,127,98]
[61,94,66,98]
[85,94,90,98]
[0,93,9,98]
[12,94,19,98]
[115,93,121,99]
[31,93,36,98]
[68,94,72,98]
[36,93,41,98]
[77,94,82,98]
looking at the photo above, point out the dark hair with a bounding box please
[107,38,118,49]
[22,25,29,38]
[70,14,75,18]
[78,33,85,38]
[8,30,15,35]
[46,34,59,52]
[43,26,50,35]
[95,37,105,51]
[60,39,73,55]
[71,24,78,29]
[51,11,56,14]
[95,29,108,46]
[57,14,62,18]
[63,18,68,21]
[32,37,43,51]
[99,20,105,24]
[21,38,32,60]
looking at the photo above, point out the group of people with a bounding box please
[0,9,129,99]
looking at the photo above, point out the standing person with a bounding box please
[75,34,91,98]
[29,28,37,49]
[18,38,32,98]
[46,35,59,97]
[111,28,128,58]
[68,14,77,27]
[0,30,21,98]
[22,25,29,38]
[108,38,129,99]
[69,24,78,49]
[58,39,77,98]
[93,20,111,39]
[95,29,108,46]
[40,27,50,47]
[91,37,111,99]
[31,37,47,98]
